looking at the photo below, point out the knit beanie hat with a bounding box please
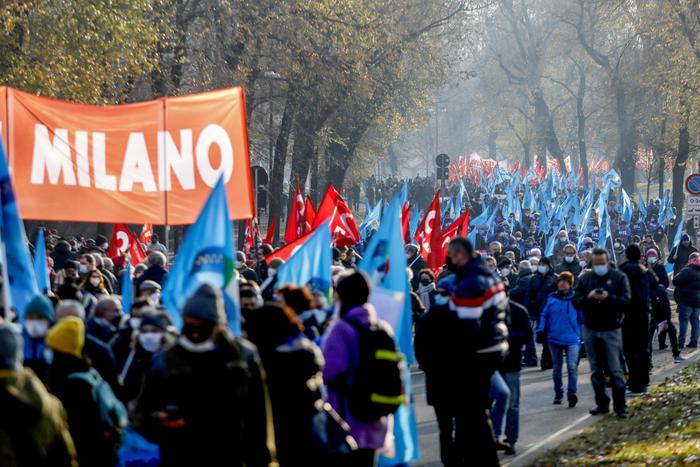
[46,316,85,359]
[336,271,371,308]
[182,283,226,325]
[558,271,574,286]
[0,324,22,370]
[25,295,54,322]
[646,249,658,258]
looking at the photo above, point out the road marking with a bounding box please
[502,413,591,466]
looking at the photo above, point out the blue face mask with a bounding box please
[593,265,608,276]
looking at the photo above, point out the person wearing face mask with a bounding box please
[668,233,698,276]
[536,272,582,407]
[526,257,558,370]
[134,284,275,467]
[22,294,55,383]
[555,244,582,280]
[653,226,669,258]
[573,248,631,418]
[552,230,570,266]
[116,311,174,410]
[416,269,438,312]
[139,280,162,304]
[645,249,668,288]
[405,244,426,291]
[497,258,516,288]
[80,269,109,311]
[671,252,700,350]
[640,234,659,258]
[236,251,260,284]
[612,237,626,263]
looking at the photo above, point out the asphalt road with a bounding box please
[411,341,700,466]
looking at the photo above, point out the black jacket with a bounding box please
[672,264,700,307]
[651,262,669,288]
[619,261,651,323]
[509,270,532,309]
[134,265,168,291]
[555,260,582,280]
[408,254,426,291]
[668,243,699,275]
[501,301,532,373]
[134,331,272,467]
[573,268,631,331]
[527,271,559,319]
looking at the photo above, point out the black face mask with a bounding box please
[182,322,215,344]
[445,256,457,272]
[420,278,432,286]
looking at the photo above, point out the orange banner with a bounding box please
[3,87,253,224]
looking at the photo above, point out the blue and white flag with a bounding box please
[275,222,332,299]
[161,177,240,335]
[359,196,419,465]
[0,138,38,320]
[33,227,50,295]
[671,217,686,250]
[621,189,633,223]
[638,193,647,219]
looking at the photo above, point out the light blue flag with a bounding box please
[599,206,611,249]
[603,169,622,189]
[121,261,134,314]
[33,227,50,294]
[399,181,408,206]
[545,222,566,257]
[0,138,38,320]
[409,206,421,240]
[671,217,686,250]
[621,189,633,223]
[161,177,240,335]
[275,222,332,300]
[365,197,372,216]
[360,201,382,241]
[359,196,419,465]
[638,193,647,219]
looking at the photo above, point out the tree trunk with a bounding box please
[289,117,316,193]
[672,112,690,224]
[310,149,320,205]
[521,141,531,168]
[388,146,399,176]
[658,150,665,199]
[613,79,636,190]
[533,91,548,169]
[488,129,498,161]
[268,97,296,245]
[576,71,588,186]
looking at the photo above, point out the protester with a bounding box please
[22,294,54,382]
[671,253,700,349]
[46,316,126,467]
[405,244,426,291]
[527,256,557,370]
[86,296,122,344]
[0,324,78,466]
[134,252,168,290]
[237,251,261,283]
[147,234,168,255]
[555,243,582,279]
[322,272,390,467]
[619,244,652,395]
[573,248,631,418]
[537,272,582,407]
[668,233,698,276]
[416,269,438,311]
[138,280,161,303]
[134,284,274,467]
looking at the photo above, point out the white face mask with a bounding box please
[268,268,277,276]
[500,268,511,277]
[614,242,622,249]
[25,320,49,338]
[564,255,575,263]
[79,264,88,275]
[178,335,215,353]
[537,265,548,274]
[648,257,658,265]
[579,260,587,268]
[150,292,161,304]
[138,332,163,353]
[129,317,142,330]
[90,278,101,288]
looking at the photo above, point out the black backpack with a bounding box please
[343,317,406,422]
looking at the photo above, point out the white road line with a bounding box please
[502,413,591,466]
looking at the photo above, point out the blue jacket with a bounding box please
[537,291,582,346]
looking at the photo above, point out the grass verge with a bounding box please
[531,361,700,466]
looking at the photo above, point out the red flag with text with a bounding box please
[305,195,316,231]
[139,224,153,244]
[108,224,146,264]
[312,185,360,246]
[284,181,305,243]
[414,191,441,259]
[264,218,276,245]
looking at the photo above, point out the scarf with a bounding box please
[417,282,436,311]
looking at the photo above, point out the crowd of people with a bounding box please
[1,170,699,467]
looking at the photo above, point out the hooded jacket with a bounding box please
[537,291,582,346]
[668,241,698,275]
[0,368,77,467]
[672,263,700,307]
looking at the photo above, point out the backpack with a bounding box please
[67,368,128,448]
[343,317,406,422]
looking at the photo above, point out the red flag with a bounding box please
[108,224,146,264]
[266,228,315,263]
[305,195,316,231]
[401,202,411,243]
[264,218,276,245]
[139,224,153,244]
[414,191,441,259]
[312,185,360,246]
[284,181,306,244]
[438,210,470,267]
[244,219,255,253]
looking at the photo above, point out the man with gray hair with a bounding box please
[135,251,168,292]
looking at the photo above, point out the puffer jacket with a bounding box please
[672,264,700,307]
[537,291,582,346]
[447,255,509,354]
[528,270,559,319]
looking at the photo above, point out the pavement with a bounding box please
[412,339,700,466]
